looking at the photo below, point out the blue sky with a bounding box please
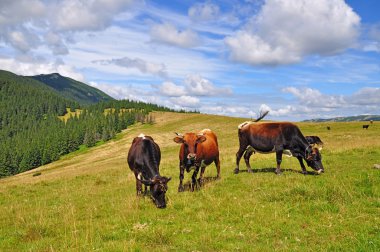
[1,0,379,120]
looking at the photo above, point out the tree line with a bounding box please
[0,72,189,177]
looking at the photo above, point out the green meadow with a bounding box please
[0,112,379,251]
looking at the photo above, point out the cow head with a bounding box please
[173,132,206,170]
[305,146,324,174]
[138,175,171,208]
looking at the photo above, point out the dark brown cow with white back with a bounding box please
[235,113,324,175]
[128,134,171,208]
[173,129,220,192]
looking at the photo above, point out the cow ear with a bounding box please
[196,135,206,143]
[173,136,184,144]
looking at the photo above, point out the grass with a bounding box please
[0,112,379,251]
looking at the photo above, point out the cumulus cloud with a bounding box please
[225,0,360,65]
[150,23,200,48]
[95,57,168,78]
[188,2,220,22]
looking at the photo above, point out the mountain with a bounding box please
[30,73,114,105]
[303,115,380,122]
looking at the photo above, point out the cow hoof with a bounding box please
[301,171,307,175]
[233,168,239,174]
[275,170,282,175]
[178,186,184,192]
[247,168,253,173]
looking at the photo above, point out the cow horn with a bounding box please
[175,132,183,137]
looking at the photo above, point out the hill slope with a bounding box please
[1,112,379,251]
[303,114,380,122]
[30,73,114,105]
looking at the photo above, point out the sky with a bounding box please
[1,0,380,121]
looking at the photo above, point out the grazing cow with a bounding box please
[327,126,331,130]
[305,136,324,150]
[363,125,369,129]
[370,120,373,124]
[235,113,324,175]
[173,129,220,192]
[128,134,171,208]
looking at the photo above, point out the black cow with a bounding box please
[235,113,324,175]
[363,125,369,129]
[128,134,171,208]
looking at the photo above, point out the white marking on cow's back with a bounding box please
[138,133,145,139]
[199,129,212,134]
[238,121,253,129]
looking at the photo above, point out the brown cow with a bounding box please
[173,129,220,192]
[235,115,324,175]
[128,134,171,208]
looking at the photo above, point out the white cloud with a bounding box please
[95,57,168,79]
[170,95,200,108]
[159,81,186,96]
[225,0,360,65]
[350,87,380,105]
[53,0,135,32]
[259,104,296,117]
[0,57,84,81]
[283,87,346,108]
[188,2,220,22]
[184,74,232,96]
[0,0,45,26]
[157,74,232,97]
[150,22,200,48]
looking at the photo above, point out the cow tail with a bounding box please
[254,110,269,122]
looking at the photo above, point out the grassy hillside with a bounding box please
[0,112,379,251]
[303,114,380,122]
[30,73,114,105]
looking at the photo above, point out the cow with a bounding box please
[327,126,331,130]
[305,136,324,150]
[363,125,369,129]
[128,134,171,208]
[234,113,324,175]
[173,129,220,192]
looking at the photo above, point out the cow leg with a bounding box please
[135,179,143,196]
[275,150,283,175]
[244,147,254,173]
[198,164,206,187]
[297,156,307,175]
[214,155,221,179]
[143,185,149,196]
[178,163,185,192]
[235,145,247,174]
[191,166,200,191]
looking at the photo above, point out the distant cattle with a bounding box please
[305,136,324,150]
[363,125,369,129]
[327,126,331,130]
[173,129,220,192]
[235,112,324,175]
[370,120,373,124]
[128,134,171,208]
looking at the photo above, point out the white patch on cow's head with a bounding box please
[138,133,145,139]
[137,173,142,180]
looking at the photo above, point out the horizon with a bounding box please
[1,0,379,121]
